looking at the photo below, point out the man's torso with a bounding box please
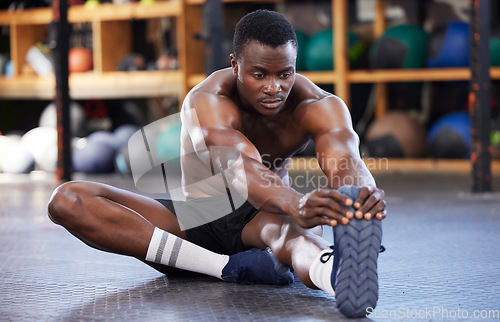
[180,68,331,198]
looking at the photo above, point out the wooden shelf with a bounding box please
[0,70,183,99]
[187,74,208,89]
[0,7,52,25]
[300,71,339,84]
[2,0,497,106]
[0,1,181,26]
[0,1,185,100]
[349,67,500,83]
[186,0,282,4]
[289,157,500,175]
[69,2,181,22]
[188,67,500,88]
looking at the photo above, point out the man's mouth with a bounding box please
[259,98,283,109]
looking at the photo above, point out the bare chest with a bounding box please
[240,117,308,167]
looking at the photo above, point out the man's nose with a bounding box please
[263,78,281,95]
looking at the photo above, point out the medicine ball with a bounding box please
[427,111,470,159]
[1,134,35,173]
[115,144,131,175]
[113,124,138,151]
[1,142,35,174]
[39,101,87,137]
[156,121,182,163]
[490,37,500,66]
[365,111,426,158]
[69,47,93,73]
[87,130,115,148]
[295,30,309,71]
[371,24,429,69]
[427,21,469,68]
[21,127,58,172]
[73,135,116,173]
[305,30,365,71]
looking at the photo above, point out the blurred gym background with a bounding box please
[1,1,500,321]
[0,0,498,186]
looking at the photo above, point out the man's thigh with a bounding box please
[78,181,186,239]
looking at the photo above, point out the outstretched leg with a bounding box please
[47,181,292,285]
[241,185,383,318]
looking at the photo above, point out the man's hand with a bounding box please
[291,186,387,229]
[292,189,355,228]
[352,186,387,221]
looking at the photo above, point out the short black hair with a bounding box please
[233,9,297,59]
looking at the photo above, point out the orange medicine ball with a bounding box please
[69,47,93,73]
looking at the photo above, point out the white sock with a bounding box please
[146,227,229,279]
[309,249,336,296]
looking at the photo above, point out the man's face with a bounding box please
[231,40,296,116]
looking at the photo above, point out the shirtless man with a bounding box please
[48,10,386,318]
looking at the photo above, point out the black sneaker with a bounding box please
[221,247,294,285]
[330,217,383,318]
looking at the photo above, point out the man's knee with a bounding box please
[47,181,89,227]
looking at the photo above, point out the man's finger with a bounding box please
[320,217,338,227]
[375,210,387,220]
[311,206,340,221]
[363,200,386,220]
[316,189,352,207]
[318,197,354,218]
[357,193,381,216]
[303,216,338,229]
[354,186,370,209]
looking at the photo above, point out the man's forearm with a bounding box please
[244,158,303,215]
[324,156,377,189]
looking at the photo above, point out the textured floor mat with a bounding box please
[1,172,499,321]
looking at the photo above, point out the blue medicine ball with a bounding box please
[73,138,116,173]
[113,124,139,151]
[427,111,471,158]
[428,21,470,68]
[114,145,131,174]
[87,131,115,148]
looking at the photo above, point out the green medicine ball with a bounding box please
[295,30,309,71]
[305,29,364,71]
[156,121,182,162]
[371,24,429,69]
[490,37,500,66]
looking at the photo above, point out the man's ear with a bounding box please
[230,54,238,76]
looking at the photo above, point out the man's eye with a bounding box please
[281,73,291,79]
[253,73,264,79]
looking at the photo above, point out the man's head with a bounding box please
[232,9,298,60]
[231,10,298,116]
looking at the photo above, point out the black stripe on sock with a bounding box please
[155,231,169,263]
[168,237,183,267]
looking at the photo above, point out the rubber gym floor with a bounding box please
[1,162,499,321]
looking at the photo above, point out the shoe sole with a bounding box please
[333,218,382,318]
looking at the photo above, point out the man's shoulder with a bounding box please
[182,70,241,128]
[188,68,235,97]
[184,69,237,109]
[291,74,344,114]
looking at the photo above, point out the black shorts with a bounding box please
[155,198,260,255]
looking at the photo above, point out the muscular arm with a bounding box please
[307,96,375,189]
[303,95,386,220]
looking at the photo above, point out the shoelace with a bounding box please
[320,246,335,263]
[320,245,387,263]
